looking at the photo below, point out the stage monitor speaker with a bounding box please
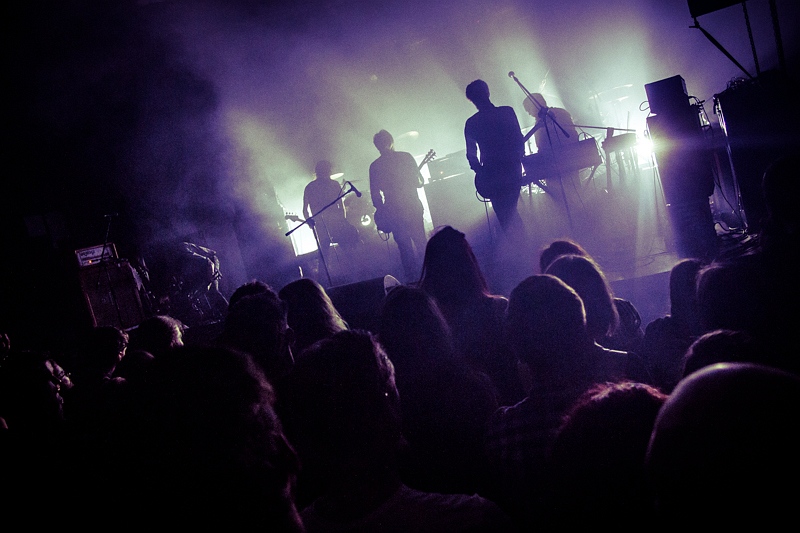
[645,75,690,116]
[327,276,388,333]
[79,260,146,330]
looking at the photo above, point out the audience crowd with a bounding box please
[1,155,798,530]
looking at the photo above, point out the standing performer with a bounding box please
[303,160,361,256]
[523,92,579,152]
[523,92,581,188]
[464,79,526,236]
[369,129,428,282]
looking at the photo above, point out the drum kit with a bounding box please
[136,241,229,328]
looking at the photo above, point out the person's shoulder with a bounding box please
[393,150,416,162]
[387,485,517,532]
[614,297,642,327]
[644,315,675,335]
[302,485,517,532]
[480,294,509,318]
[487,397,530,427]
[488,293,509,308]
[498,105,519,116]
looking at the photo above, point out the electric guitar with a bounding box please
[374,149,436,234]
[286,211,361,247]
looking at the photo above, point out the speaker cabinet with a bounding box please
[713,70,798,233]
[327,276,387,333]
[645,75,689,116]
[646,91,718,260]
[646,109,714,206]
[79,260,146,330]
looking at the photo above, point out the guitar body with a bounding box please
[374,207,393,233]
[474,169,499,199]
[473,162,524,200]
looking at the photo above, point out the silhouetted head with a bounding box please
[538,238,590,273]
[109,344,304,530]
[314,159,333,179]
[668,258,704,323]
[696,261,768,336]
[373,129,394,153]
[419,225,491,306]
[279,330,402,484]
[682,328,759,378]
[378,285,456,374]
[549,381,668,524]
[545,254,619,342]
[75,326,129,380]
[0,348,66,433]
[505,274,588,368]
[523,92,548,117]
[278,278,348,356]
[465,79,491,105]
[128,315,185,357]
[646,362,800,527]
[229,279,273,310]
[219,289,294,382]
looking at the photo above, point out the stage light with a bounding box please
[637,136,654,160]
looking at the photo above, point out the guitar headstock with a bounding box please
[421,149,436,166]
[284,212,303,223]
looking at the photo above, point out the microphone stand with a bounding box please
[509,72,573,228]
[286,182,359,288]
[509,72,571,141]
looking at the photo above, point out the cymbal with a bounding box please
[397,130,420,140]
[331,172,344,179]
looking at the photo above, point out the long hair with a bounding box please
[378,285,457,374]
[418,226,491,307]
[538,238,590,273]
[278,278,348,354]
[545,254,619,342]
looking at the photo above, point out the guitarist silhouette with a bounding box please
[303,160,362,256]
[464,79,526,236]
[369,130,431,282]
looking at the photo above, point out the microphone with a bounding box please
[348,181,362,198]
[508,71,515,78]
